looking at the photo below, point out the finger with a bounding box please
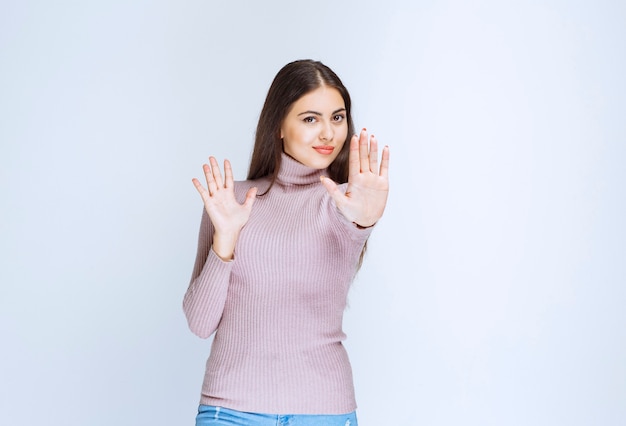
[224,159,234,189]
[203,162,218,195]
[209,157,224,189]
[379,145,390,179]
[192,178,210,203]
[368,134,379,174]
[348,134,360,181]
[320,175,346,208]
[243,187,258,210]
[358,129,370,173]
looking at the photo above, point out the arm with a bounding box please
[183,157,257,338]
[183,210,232,338]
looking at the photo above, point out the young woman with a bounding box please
[184,59,389,426]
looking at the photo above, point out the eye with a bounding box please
[303,116,317,123]
[333,114,345,122]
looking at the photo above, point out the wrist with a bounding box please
[212,231,240,261]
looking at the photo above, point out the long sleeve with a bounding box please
[183,209,233,338]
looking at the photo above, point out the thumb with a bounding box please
[243,187,257,210]
[320,176,345,206]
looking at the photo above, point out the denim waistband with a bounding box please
[195,405,358,426]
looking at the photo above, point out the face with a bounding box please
[280,86,348,170]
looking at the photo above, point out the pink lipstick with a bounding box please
[313,145,334,155]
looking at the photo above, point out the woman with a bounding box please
[184,59,389,425]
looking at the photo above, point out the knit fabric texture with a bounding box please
[183,153,372,414]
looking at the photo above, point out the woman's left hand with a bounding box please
[321,129,389,228]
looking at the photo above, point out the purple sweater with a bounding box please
[183,153,372,414]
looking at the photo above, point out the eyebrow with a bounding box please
[297,108,346,117]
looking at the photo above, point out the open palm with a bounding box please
[192,157,257,259]
[321,129,389,227]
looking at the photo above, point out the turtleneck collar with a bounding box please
[276,152,327,186]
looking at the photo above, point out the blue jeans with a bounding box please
[195,405,358,426]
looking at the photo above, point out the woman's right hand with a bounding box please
[192,157,257,261]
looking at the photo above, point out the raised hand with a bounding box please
[192,157,257,260]
[321,129,389,228]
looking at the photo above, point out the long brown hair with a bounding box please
[248,60,367,267]
[247,60,355,190]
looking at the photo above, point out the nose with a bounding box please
[320,120,334,141]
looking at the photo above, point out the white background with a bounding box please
[1,1,625,425]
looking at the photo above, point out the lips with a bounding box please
[313,145,334,155]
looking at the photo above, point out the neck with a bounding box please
[276,152,326,186]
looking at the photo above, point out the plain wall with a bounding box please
[1,1,624,425]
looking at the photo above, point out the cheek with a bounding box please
[286,126,316,146]
[336,125,348,145]
[283,128,308,154]
[339,127,348,141]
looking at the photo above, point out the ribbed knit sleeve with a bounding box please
[183,209,233,339]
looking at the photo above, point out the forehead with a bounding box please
[290,86,345,111]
